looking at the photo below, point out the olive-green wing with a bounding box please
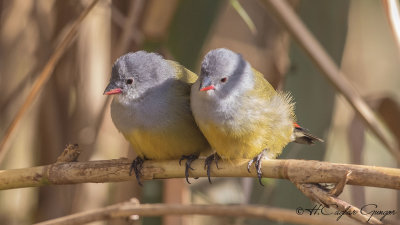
[251,68,277,100]
[167,60,198,84]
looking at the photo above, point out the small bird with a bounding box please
[191,48,323,185]
[104,51,210,185]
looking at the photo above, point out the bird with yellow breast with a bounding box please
[191,48,323,185]
[104,51,210,185]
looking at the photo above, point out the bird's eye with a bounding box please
[220,77,227,83]
[126,79,133,85]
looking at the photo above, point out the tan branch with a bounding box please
[34,198,360,225]
[1,156,400,190]
[260,0,400,162]
[295,183,383,224]
[56,144,81,163]
[4,146,396,224]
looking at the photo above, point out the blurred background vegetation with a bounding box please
[0,0,400,224]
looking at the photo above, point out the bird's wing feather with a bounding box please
[251,68,277,99]
[167,60,198,84]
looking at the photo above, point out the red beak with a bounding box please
[104,88,122,95]
[200,85,215,92]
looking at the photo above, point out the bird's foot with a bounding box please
[179,154,199,184]
[204,153,221,184]
[129,156,145,186]
[247,149,267,186]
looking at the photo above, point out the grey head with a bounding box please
[104,51,174,104]
[198,48,254,99]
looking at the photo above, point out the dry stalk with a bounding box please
[0,0,101,163]
[34,198,361,225]
[260,0,400,162]
[294,183,384,224]
[1,145,399,190]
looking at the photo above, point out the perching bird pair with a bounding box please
[104,48,322,185]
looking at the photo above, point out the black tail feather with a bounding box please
[293,127,324,145]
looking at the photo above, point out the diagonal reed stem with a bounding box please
[260,0,400,162]
[0,0,101,164]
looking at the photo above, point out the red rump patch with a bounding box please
[293,122,301,128]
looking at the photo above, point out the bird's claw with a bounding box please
[179,154,199,184]
[130,157,145,186]
[247,150,266,186]
[204,153,221,184]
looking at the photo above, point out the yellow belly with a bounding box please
[123,128,208,160]
[200,122,292,160]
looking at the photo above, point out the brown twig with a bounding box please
[295,183,384,224]
[328,170,351,197]
[260,0,400,162]
[1,154,400,190]
[0,0,101,163]
[56,144,81,163]
[34,198,360,225]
